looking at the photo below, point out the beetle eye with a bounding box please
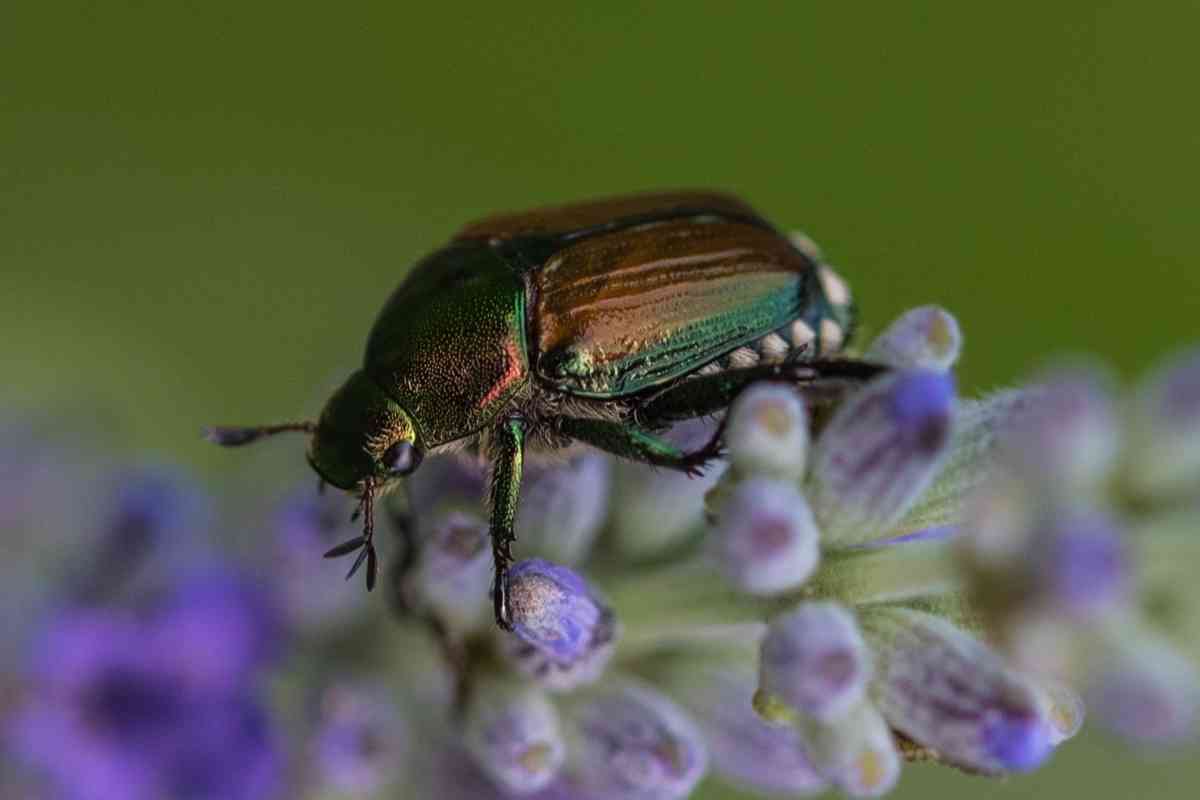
[381,441,421,475]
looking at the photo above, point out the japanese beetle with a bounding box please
[208,191,879,628]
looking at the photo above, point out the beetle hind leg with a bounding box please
[638,358,886,425]
[556,416,725,476]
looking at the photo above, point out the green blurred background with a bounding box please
[3,2,1197,797]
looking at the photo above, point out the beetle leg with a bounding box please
[556,417,720,476]
[637,358,887,424]
[488,416,527,631]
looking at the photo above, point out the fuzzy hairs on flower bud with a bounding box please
[724,384,810,480]
[709,479,820,595]
[501,559,617,691]
[809,370,956,547]
[865,306,962,372]
[758,602,871,722]
[462,677,566,794]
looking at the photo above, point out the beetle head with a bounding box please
[305,370,424,491]
[205,369,424,492]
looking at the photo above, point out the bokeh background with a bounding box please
[3,2,1198,798]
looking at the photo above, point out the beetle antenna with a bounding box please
[203,421,316,447]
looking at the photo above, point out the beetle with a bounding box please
[208,191,880,629]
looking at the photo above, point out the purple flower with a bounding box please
[271,488,368,629]
[463,678,565,794]
[1087,632,1200,746]
[6,603,281,800]
[410,510,493,634]
[1036,510,1129,618]
[152,566,282,694]
[1128,348,1200,498]
[68,467,210,602]
[565,684,707,800]
[758,603,871,722]
[709,478,820,595]
[516,453,611,566]
[1001,368,1119,496]
[502,559,616,691]
[860,607,1056,774]
[608,418,726,559]
[311,683,406,794]
[681,670,827,795]
[865,306,962,372]
[809,370,955,546]
[724,384,810,480]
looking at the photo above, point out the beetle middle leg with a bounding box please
[487,416,527,631]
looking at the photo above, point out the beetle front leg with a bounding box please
[488,416,526,630]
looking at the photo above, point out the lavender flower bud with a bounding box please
[1088,630,1200,745]
[860,607,1058,774]
[768,700,899,798]
[1002,368,1119,496]
[516,453,611,566]
[411,511,493,634]
[312,683,406,794]
[865,306,962,372]
[724,384,809,480]
[828,704,902,798]
[709,479,820,595]
[610,418,725,559]
[679,669,827,796]
[810,370,955,547]
[502,559,616,691]
[1127,348,1200,499]
[1035,509,1130,618]
[463,678,565,794]
[758,602,871,722]
[565,683,707,800]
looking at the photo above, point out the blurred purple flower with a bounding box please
[271,487,367,629]
[5,568,283,800]
[311,683,406,795]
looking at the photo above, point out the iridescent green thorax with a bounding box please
[364,242,530,447]
[307,370,416,490]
